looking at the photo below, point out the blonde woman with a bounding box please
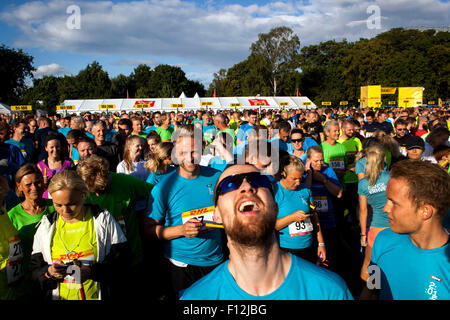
[116,135,149,181]
[144,142,175,186]
[358,144,390,282]
[274,155,326,263]
[29,170,128,300]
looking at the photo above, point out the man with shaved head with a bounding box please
[180,164,353,300]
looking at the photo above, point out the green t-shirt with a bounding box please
[156,127,174,142]
[336,137,361,184]
[218,128,236,146]
[320,141,348,183]
[0,207,24,300]
[84,173,153,266]
[7,199,54,292]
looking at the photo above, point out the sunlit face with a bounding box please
[92,125,106,142]
[309,151,324,171]
[281,169,303,190]
[395,124,407,138]
[383,177,422,234]
[366,116,374,124]
[129,140,145,159]
[51,189,85,221]
[28,121,37,132]
[176,137,201,174]
[132,120,142,133]
[249,115,258,125]
[202,114,211,125]
[325,124,340,141]
[290,133,304,151]
[343,123,355,137]
[45,139,61,159]
[147,138,159,153]
[14,123,27,139]
[17,173,44,200]
[77,142,95,159]
[153,114,161,126]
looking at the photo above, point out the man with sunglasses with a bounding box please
[393,119,411,156]
[180,164,353,300]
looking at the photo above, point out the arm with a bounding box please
[275,210,310,231]
[312,170,343,198]
[359,194,368,247]
[311,211,326,261]
[145,217,203,241]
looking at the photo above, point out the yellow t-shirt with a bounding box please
[51,210,98,300]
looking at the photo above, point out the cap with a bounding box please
[405,135,425,150]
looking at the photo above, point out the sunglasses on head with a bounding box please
[214,171,274,205]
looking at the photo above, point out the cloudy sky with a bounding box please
[0,0,448,90]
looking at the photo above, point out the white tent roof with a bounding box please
[179,92,187,98]
[57,96,317,114]
[0,103,11,115]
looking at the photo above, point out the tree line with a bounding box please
[0,26,448,113]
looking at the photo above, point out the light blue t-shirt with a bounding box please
[357,170,390,228]
[303,166,341,230]
[274,182,314,249]
[147,166,224,267]
[371,228,450,300]
[236,123,255,143]
[58,127,71,137]
[203,125,217,143]
[180,253,354,300]
[71,146,79,165]
[208,156,233,172]
[355,157,389,176]
[269,137,288,152]
[145,165,176,186]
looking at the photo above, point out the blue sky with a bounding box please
[0,0,448,92]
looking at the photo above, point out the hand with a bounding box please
[48,260,67,280]
[317,246,327,262]
[360,235,367,247]
[182,218,203,238]
[293,210,311,222]
[304,159,312,172]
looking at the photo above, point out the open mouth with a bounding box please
[237,199,261,215]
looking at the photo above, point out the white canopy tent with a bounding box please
[0,103,12,115]
[57,96,316,114]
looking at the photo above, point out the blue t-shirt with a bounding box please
[58,127,71,137]
[208,157,233,172]
[180,253,354,300]
[5,138,34,162]
[287,147,307,163]
[203,125,217,142]
[371,228,450,300]
[274,182,313,249]
[355,157,388,176]
[236,123,255,143]
[147,166,224,266]
[86,132,95,140]
[70,146,80,165]
[269,137,288,152]
[357,170,390,228]
[145,165,176,186]
[288,137,320,154]
[304,166,341,230]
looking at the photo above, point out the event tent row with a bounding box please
[57,96,317,114]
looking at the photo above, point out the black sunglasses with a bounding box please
[214,172,274,204]
[291,138,304,143]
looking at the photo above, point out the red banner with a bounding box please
[248,99,269,106]
[134,100,155,107]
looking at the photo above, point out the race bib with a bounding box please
[288,218,313,237]
[329,158,345,170]
[6,235,24,285]
[313,196,329,213]
[181,206,216,232]
[365,132,374,138]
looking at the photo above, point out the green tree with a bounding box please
[75,61,112,99]
[23,76,60,113]
[0,44,34,104]
[250,26,301,96]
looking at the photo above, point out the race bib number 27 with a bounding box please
[181,206,216,232]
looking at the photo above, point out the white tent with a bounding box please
[57,96,317,114]
[0,103,11,115]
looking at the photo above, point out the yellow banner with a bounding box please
[200,101,213,106]
[322,102,331,106]
[428,101,435,105]
[171,104,184,108]
[56,105,75,111]
[99,104,116,109]
[398,87,423,108]
[381,87,397,94]
[340,101,348,106]
[230,103,241,107]
[11,105,32,111]
[388,101,396,105]
[360,85,381,108]
[279,102,289,106]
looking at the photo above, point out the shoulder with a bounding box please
[180,262,228,300]
[371,228,404,262]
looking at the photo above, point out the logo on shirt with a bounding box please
[425,280,440,300]
[430,275,442,282]
[207,184,214,195]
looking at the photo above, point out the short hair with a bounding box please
[77,136,96,146]
[433,145,450,162]
[280,155,305,177]
[366,111,375,118]
[323,120,339,133]
[76,155,110,193]
[12,119,27,129]
[290,128,304,137]
[48,170,89,199]
[15,163,43,197]
[66,129,85,142]
[146,131,162,143]
[248,110,258,117]
[425,126,449,146]
[306,145,323,158]
[278,120,292,133]
[71,116,85,129]
[394,118,407,128]
[118,118,132,129]
[390,159,450,218]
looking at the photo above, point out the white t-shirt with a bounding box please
[116,160,150,181]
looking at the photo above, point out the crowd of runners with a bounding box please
[0,104,449,301]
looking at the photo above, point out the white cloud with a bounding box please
[1,0,449,84]
[32,63,69,78]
